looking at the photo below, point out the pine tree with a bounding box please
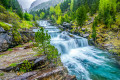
[34,28,60,63]
[76,5,87,27]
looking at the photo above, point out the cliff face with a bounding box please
[29,0,64,11]
[30,0,50,9]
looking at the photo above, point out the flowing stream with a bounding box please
[34,20,120,80]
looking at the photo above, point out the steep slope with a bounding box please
[17,0,36,11]
[30,0,50,10]
[30,0,64,11]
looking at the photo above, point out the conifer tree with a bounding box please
[76,5,87,27]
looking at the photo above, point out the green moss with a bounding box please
[9,63,18,67]
[7,48,13,51]
[0,22,11,30]
[0,73,4,76]
[0,54,5,58]
[15,45,23,48]
[29,40,33,43]
[19,21,33,29]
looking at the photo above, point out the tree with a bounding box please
[70,0,74,12]
[56,16,63,25]
[92,17,98,41]
[24,13,33,21]
[55,4,62,16]
[117,2,120,12]
[49,6,55,15]
[98,0,117,27]
[76,5,87,27]
[40,12,45,19]
[63,13,70,22]
[34,28,60,63]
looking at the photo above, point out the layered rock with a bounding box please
[0,26,35,52]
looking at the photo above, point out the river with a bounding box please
[33,20,120,80]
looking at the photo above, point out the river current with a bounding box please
[33,21,120,80]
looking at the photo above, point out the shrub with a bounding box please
[19,60,34,73]
[0,22,11,30]
[34,28,60,63]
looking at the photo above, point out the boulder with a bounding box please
[0,33,12,51]
[81,28,86,31]
[63,22,72,29]
[83,34,89,38]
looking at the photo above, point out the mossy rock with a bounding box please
[0,22,11,30]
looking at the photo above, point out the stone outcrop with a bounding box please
[62,22,72,30]
[0,26,35,52]
[9,66,76,80]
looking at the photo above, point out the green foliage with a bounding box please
[34,27,51,55]
[92,17,98,41]
[24,13,33,21]
[19,60,34,73]
[34,28,60,63]
[0,5,6,13]
[63,13,70,23]
[55,4,62,16]
[40,12,45,19]
[117,2,120,12]
[9,63,17,67]
[49,6,55,15]
[57,16,63,25]
[7,48,13,51]
[19,21,33,29]
[0,54,6,58]
[98,0,117,27]
[0,22,11,30]
[51,15,56,22]
[76,5,87,27]
[12,22,22,42]
[70,0,74,12]
[0,73,4,76]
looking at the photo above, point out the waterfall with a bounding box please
[34,20,120,80]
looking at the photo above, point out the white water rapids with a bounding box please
[33,21,120,80]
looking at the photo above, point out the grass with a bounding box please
[7,48,13,51]
[15,45,23,48]
[29,40,33,43]
[0,54,6,58]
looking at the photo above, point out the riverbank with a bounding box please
[53,13,120,65]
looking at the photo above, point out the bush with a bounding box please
[34,28,60,63]
[24,13,33,21]
[0,22,11,30]
[19,21,33,29]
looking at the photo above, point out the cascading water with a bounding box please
[34,21,120,80]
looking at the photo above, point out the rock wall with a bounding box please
[0,26,35,52]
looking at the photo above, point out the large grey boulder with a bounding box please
[63,22,72,29]
[0,33,12,51]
